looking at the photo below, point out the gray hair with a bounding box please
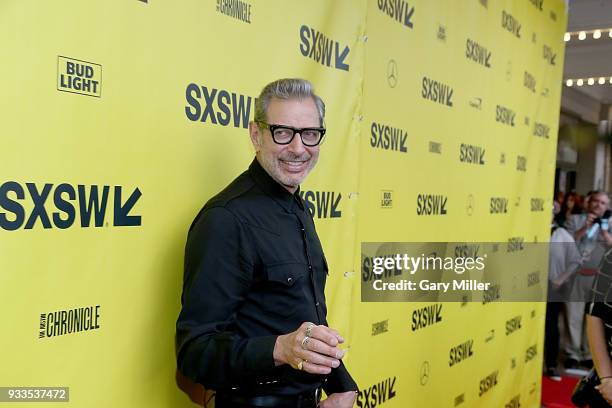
[254,78,325,126]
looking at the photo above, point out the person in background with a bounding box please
[556,192,581,228]
[546,200,583,380]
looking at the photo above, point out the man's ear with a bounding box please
[248,121,261,152]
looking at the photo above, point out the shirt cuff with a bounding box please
[244,335,278,374]
[323,361,358,394]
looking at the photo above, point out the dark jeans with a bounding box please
[545,301,562,368]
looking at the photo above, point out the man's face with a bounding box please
[249,97,321,193]
[588,193,609,217]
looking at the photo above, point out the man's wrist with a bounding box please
[273,335,284,366]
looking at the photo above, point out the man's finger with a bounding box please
[302,360,332,375]
[299,349,340,368]
[309,325,341,347]
[304,337,345,359]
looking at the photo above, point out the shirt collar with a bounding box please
[248,158,305,212]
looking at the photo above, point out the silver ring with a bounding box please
[301,336,310,349]
[305,323,315,338]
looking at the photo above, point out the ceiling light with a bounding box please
[609,77,612,84]
[577,79,584,86]
[579,31,587,40]
[594,30,602,39]
[599,77,606,85]
[564,32,571,41]
[609,29,612,38]
[588,78,595,85]
[566,79,573,86]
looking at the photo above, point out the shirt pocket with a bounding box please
[260,262,308,319]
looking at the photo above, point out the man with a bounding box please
[564,191,612,369]
[176,78,358,408]
[545,200,582,380]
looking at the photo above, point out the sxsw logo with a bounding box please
[370,122,408,153]
[506,315,522,335]
[502,11,521,38]
[437,24,447,42]
[496,105,516,127]
[416,194,448,215]
[377,0,414,29]
[516,156,527,172]
[527,271,541,287]
[216,0,252,24]
[0,182,141,230]
[459,143,485,165]
[530,0,543,11]
[490,197,508,214]
[185,84,253,128]
[482,284,501,304]
[356,377,397,408]
[507,237,525,252]
[533,122,550,138]
[543,45,557,65]
[300,190,342,218]
[449,339,474,367]
[465,39,491,68]
[299,25,349,71]
[524,71,536,93]
[411,303,443,331]
[506,394,521,408]
[57,56,101,97]
[531,198,544,212]
[381,190,393,209]
[479,370,499,397]
[422,77,454,107]
[525,344,538,362]
[455,244,480,258]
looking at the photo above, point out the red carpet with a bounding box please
[542,375,580,408]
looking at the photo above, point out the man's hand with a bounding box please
[319,391,357,407]
[586,213,597,229]
[596,378,612,404]
[273,322,345,374]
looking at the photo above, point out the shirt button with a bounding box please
[315,302,320,306]
[287,277,293,283]
[308,265,312,270]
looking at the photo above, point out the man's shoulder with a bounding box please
[188,169,268,233]
[204,170,256,211]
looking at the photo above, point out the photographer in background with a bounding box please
[565,191,612,369]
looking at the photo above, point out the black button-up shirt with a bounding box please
[176,158,357,396]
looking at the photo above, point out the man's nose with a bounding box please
[287,132,306,154]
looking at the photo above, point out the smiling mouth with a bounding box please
[280,159,309,171]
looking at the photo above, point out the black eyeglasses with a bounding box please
[256,121,326,146]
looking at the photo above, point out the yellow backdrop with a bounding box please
[0,0,566,407]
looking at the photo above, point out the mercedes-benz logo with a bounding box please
[387,59,398,88]
[466,194,474,216]
[419,361,430,385]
